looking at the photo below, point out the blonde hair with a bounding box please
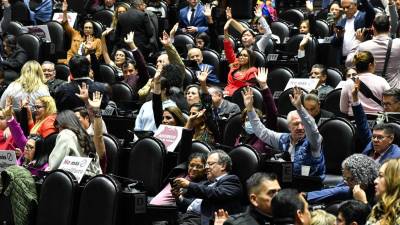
[16,60,46,93]
[111,5,129,28]
[37,96,57,119]
[369,158,400,225]
[311,210,336,225]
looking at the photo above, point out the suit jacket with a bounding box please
[186,174,243,220]
[54,78,110,111]
[115,7,155,55]
[224,206,273,225]
[179,3,208,33]
[215,99,240,120]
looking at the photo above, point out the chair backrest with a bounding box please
[36,170,77,225]
[146,63,157,78]
[128,137,166,196]
[183,67,195,89]
[231,86,264,111]
[99,64,117,85]
[318,117,355,174]
[285,34,305,55]
[321,88,342,117]
[270,21,290,44]
[173,34,195,58]
[47,20,66,59]
[222,112,242,147]
[389,122,400,146]
[44,132,58,156]
[326,67,343,88]
[76,175,120,225]
[17,33,42,61]
[92,9,114,28]
[255,35,275,54]
[218,35,235,53]
[55,64,70,81]
[111,81,135,104]
[253,50,266,67]
[228,144,260,183]
[280,9,305,27]
[277,88,307,116]
[276,116,289,132]
[91,20,104,38]
[191,140,212,155]
[315,20,330,38]
[201,49,220,78]
[103,134,120,175]
[267,67,294,95]
[6,21,25,36]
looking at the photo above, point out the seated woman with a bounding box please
[111,3,129,29]
[223,19,258,96]
[0,60,50,109]
[17,135,49,176]
[340,51,390,115]
[28,96,58,138]
[0,34,28,84]
[60,0,102,64]
[367,158,400,225]
[48,110,102,176]
[150,152,207,209]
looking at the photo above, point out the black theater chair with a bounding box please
[76,175,120,225]
[92,9,114,28]
[36,170,78,225]
[267,67,294,96]
[103,134,120,175]
[47,20,66,60]
[55,64,70,81]
[99,64,117,85]
[6,21,25,36]
[270,21,290,44]
[319,117,356,187]
[222,112,242,148]
[128,137,167,196]
[326,67,344,88]
[277,88,307,116]
[191,140,212,155]
[17,33,42,61]
[280,9,304,27]
[173,34,195,58]
[321,88,343,117]
[231,86,264,111]
[202,49,220,78]
[253,50,266,67]
[111,81,135,110]
[229,144,260,184]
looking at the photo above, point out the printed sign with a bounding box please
[53,12,78,28]
[0,150,16,172]
[24,25,51,42]
[59,156,92,183]
[284,78,319,92]
[154,125,183,152]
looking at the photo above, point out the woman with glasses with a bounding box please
[0,60,50,109]
[366,158,400,225]
[17,135,49,176]
[222,18,258,96]
[150,152,207,209]
[28,96,57,138]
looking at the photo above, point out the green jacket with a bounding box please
[2,165,37,225]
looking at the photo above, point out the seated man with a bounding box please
[308,64,334,99]
[217,172,281,225]
[303,93,334,124]
[41,61,65,96]
[271,189,311,225]
[178,0,208,35]
[174,150,243,225]
[187,48,220,84]
[208,86,240,120]
[336,200,371,225]
[243,86,326,179]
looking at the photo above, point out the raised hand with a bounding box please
[4,96,13,120]
[353,184,368,204]
[351,76,360,102]
[289,86,303,109]
[76,82,89,103]
[62,0,68,12]
[306,0,314,12]
[160,30,171,46]
[254,4,262,18]
[20,96,30,109]
[2,0,10,8]
[256,67,268,89]
[242,86,254,112]
[299,33,311,50]
[124,31,135,44]
[169,22,179,37]
[226,7,232,20]
[102,27,113,37]
[197,65,211,84]
[204,3,212,17]
[214,209,229,225]
[88,91,103,110]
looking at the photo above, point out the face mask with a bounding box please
[244,121,254,134]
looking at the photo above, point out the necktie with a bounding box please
[189,8,195,25]
[213,107,219,120]
[373,151,380,160]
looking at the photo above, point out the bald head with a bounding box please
[188,48,203,64]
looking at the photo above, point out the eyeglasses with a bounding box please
[371,135,392,141]
[189,163,205,170]
[33,105,44,110]
[205,161,219,168]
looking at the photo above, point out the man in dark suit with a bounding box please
[303,93,335,125]
[54,55,110,111]
[208,86,240,120]
[174,150,243,225]
[178,0,208,35]
[115,0,155,57]
[187,48,220,84]
[217,172,281,225]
